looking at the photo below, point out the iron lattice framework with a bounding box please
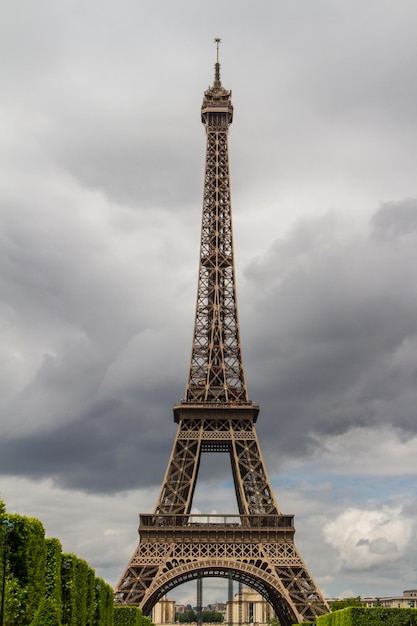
[186,61,246,405]
[115,43,329,626]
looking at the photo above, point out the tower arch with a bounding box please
[141,560,298,625]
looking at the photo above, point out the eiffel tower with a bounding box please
[115,41,329,626]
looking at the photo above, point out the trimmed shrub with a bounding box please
[4,574,28,625]
[0,501,7,578]
[6,514,46,624]
[60,553,98,626]
[75,557,89,625]
[94,577,114,626]
[61,553,77,626]
[29,597,62,626]
[1,502,114,626]
[317,606,417,625]
[45,538,63,608]
[114,605,142,625]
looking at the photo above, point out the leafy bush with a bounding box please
[61,554,77,626]
[74,557,92,626]
[330,598,364,612]
[4,574,28,625]
[94,577,114,626]
[1,501,114,626]
[317,606,417,625]
[6,514,46,624]
[45,538,63,609]
[114,606,142,625]
[29,597,62,626]
[60,553,95,626]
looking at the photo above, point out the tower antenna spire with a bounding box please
[214,37,222,87]
[215,37,221,62]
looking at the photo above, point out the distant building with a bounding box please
[152,596,176,624]
[204,602,227,620]
[363,589,417,609]
[227,587,275,625]
[153,589,275,626]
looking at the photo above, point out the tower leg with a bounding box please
[197,575,203,626]
[228,575,233,626]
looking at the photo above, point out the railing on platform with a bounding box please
[139,513,294,529]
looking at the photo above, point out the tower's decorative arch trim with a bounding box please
[141,560,297,625]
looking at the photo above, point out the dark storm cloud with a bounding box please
[242,200,417,467]
[2,198,417,493]
[0,393,177,492]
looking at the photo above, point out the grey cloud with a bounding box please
[368,538,398,556]
[3,198,417,493]
[0,389,178,493]
[242,200,417,467]
[371,198,417,240]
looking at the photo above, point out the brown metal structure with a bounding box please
[115,42,329,625]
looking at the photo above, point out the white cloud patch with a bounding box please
[310,425,417,476]
[323,507,414,571]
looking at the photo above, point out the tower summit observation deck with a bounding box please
[115,41,329,626]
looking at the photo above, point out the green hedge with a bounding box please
[60,553,113,626]
[0,502,7,577]
[114,606,142,626]
[61,553,96,626]
[94,577,114,626]
[6,514,46,625]
[29,597,61,626]
[74,556,93,626]
[317,606,417,625]
[1,504,114,626]
[45,538,63,610]
[4,574,28,625]
[61,553,77,626]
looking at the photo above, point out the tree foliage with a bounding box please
[94,576,115,626]
[6,514,46,624]
[29,597,62,626]
[0,501,114,626]
[45,538,63,610]
[176,610,224,623]
[202,611,224,622]
[176,610,197,623]
[330,597,364,612]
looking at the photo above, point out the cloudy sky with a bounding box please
[2,0,417,608]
